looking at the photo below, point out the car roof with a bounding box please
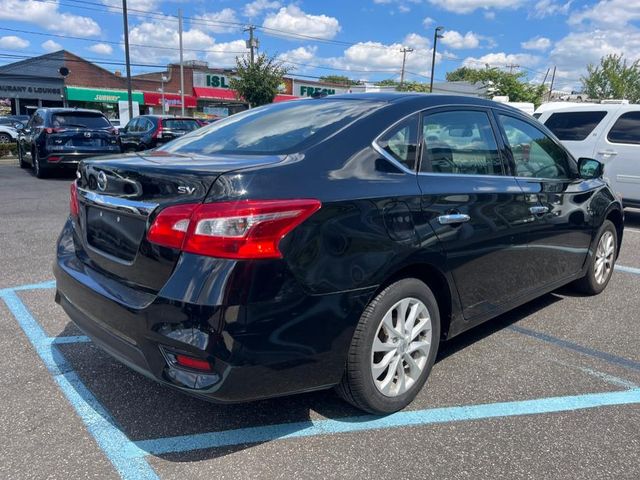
[535,102,640,116]
[39,107,105,115]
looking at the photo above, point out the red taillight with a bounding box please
[70,181,79,218]
[153,122,164,139]
[45,127,64,134]
[147,199,321,259]
[174,354,212,371]
[48,156,62,163]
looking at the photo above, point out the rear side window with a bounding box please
[162,119,200,131]
[51,113,110,129]
[421,110,502,175]
[376,114,419,171]
[607,111,640,145]
[544,111,607,141]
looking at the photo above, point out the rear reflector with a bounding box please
[147,199,321,259]
[48,156,62,163]
[174,354,212,371]
[69,181,79,218]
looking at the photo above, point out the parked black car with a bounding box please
[54,94,623,413]
[17,108,121,178]
[119,115,202,152]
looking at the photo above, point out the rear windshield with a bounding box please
[543,111,607,141]
[160,99,384,155]
[51,112,111,129]
[162,119,201,131]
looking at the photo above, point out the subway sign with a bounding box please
[193,72,234,89]
[293,81,349,97]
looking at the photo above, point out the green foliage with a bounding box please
[445,67,546,106]
[228,53,292,107]
[376,79,431,92]
[377,78,400,87]
[0,143,17,157]
[318,75,360,86]
[581,54,640,102]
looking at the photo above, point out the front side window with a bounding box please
[607,111,640,145]
[420,110,502,175]
[499,114,575,179]
[544,111,607,141]
[376,114,419,171]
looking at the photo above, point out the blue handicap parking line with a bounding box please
[134,388,640,457]
[615,264,640,275]
[509,325,640,372]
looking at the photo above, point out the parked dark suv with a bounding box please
[119,115,201,152]
[17,108,121,178]
[54,94,623,413]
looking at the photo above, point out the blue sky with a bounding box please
[0,1,639,91]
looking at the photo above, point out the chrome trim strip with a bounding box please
[77,188,158,216]
[371,141,416,175]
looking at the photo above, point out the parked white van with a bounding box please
[535,101,640,208]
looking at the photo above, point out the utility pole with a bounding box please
[505,63,520,74]
[121,0,133,121]
[430,26,444,93]
[399,47,413,87]
[178,8,185,116]
[244,25,258,65]
[548,65,557,102]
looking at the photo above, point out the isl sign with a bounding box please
[193,72,233,89]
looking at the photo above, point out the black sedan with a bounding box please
[54,93,623,413]
[119,115,202,152]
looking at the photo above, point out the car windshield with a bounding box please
[51,113,111,129]
[160,99,384,155]
[162,119,201,131]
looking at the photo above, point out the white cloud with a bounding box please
[427,0,524,14]
[440,30,481,49]
[87,43,114,55]
[0,0,100,37]
[0,35,29,50]
[204,40,248,67]
[521,36,552,51]
[422,16,435,27]
[531,0,572,19]
[194,8,240,34]
[244,0,281,18]
[484,10,496,19]
[569,0,640,26]
[263,5,341,40]
[42,40,63,52]
[462,51,541,69]
[277,45,318,66]
[398,5,411,13]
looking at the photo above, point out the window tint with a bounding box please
[162,99,384,155]
[607,111,640,145]
[32,111,44,126]
[139,118,154,132]
[420,110,502,175]
[544,111,607,141]
[162,119,200,131]
[124,118,137,132]
[51,112,110,129]
[500,114,574,179]
[376,114,419,171]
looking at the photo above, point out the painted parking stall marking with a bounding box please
[2,270,640,479]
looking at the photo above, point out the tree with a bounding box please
[581,54,640,102]
[318,75,359,86]
[228,53,291,107]
[445,67,546,106]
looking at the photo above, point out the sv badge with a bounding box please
[177,186,196,195]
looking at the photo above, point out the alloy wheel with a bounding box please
[594,230,615,285]
[371,297,432,397]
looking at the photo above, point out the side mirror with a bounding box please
[578,157,603,179]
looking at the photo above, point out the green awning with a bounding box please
[65,86,144,104]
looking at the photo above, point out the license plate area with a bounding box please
[86,206,145,262]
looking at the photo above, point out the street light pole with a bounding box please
[122,0,133,121]
[160,75,167,114]
[429,26,444,93]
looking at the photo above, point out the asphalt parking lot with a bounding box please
[1,162,639,480]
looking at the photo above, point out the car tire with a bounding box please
[336,278,441,414]
[18,144,29,169]
[572,220,617,295]
[0,133,11,144]
[33,149,48,179]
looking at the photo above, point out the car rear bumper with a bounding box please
[45,150,121,165]
[54,219,374,402]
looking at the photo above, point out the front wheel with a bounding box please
[336,278,440,414]
[572,220,617,295]
[0,133,11,144]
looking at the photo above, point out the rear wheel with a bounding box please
[18,144,29,168]
[336,278,440,414]
[572,220,617,295]
[33,149,48,179]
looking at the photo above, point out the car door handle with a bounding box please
[597,150,618,156]
[438,213,471,225]
[529,206,549,215]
